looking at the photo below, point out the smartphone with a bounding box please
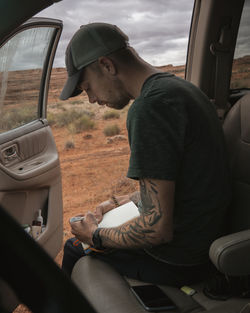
[130,285,177,312]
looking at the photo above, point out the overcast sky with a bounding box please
[36,0,194,68]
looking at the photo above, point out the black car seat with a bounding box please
[71,94,250,313]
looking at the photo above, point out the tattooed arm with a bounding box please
[129,191,141,207]
[99,179,175,249]
[71,179,174,248]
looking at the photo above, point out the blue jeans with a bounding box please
[62,237,211,287]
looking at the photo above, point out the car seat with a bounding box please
[71,94,250,313]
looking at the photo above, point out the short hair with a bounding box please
[108,47,138,65]
[86,47,139,75]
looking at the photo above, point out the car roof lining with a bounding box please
[0,0,62,44]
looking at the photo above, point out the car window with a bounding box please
[0,27,54,133]
[230,0,250,90]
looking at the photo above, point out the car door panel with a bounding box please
[0,124,63,257]
[0,18,63,258]
[0,124,58,181]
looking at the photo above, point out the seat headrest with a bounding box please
[224,94,250,143]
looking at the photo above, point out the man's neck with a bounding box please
[120,61,163,99]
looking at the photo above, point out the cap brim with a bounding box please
[60,70,82,100]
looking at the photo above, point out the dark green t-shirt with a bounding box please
[126,73,231,265]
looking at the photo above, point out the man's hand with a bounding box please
[94,200,114,223]
[70,212,98,245]
[94,191,140,223]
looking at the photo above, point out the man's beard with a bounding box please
[108,95,131,110]
[106,77,132,110]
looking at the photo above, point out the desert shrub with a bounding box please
[103,124,121,136]
[48,103,63,110]
[54,109,95,128]
[103,110,120,120]
[0,106,36,132]
[55,110,80,127]
[47,112,56,125]
[64,140,75,149]
[81,110,95,118]
[70,100,83,105]
[68,115,95,134]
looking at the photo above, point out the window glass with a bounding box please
[230,0,250,89]
[0,27,54,133]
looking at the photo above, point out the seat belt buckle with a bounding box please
[181,286,197,296]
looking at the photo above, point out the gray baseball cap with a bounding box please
[60,22,129,100]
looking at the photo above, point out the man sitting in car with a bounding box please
[60,22,231,286]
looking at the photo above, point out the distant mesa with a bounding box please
[1,55,250,107]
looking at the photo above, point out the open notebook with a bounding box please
[82,201,140,250]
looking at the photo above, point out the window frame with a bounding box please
[0,18,62,137]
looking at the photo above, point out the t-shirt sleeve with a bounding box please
[127,97,187,180]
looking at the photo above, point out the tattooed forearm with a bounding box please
[100,179,168,249]
[140,179,162,226]
[129,191,140,206]
[100,216,156,248]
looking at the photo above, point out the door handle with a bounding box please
[2,144,18,163]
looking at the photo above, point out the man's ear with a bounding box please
[98,56,117,75]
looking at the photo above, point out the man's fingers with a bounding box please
[85,211,98,224]
[70,222,81,232]
[94,206,102,215]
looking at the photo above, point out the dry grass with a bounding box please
[103,124,121,136]
[68,115,95,133]
[64,140,75,150]
[103,110,120,120]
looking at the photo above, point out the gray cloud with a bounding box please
[36,0,250,68]
[36,0,194,67]
[0,27,55,71]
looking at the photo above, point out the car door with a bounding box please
[0,17,63,258]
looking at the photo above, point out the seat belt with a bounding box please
[210,23,232,120]
[240,303,250,313]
